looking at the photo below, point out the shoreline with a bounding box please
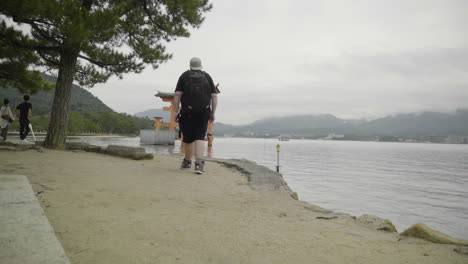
[214,136,468,145]
[6,132,468,145]
[3,139,468,237]
[206,156,468,238]
[1,142,467,263]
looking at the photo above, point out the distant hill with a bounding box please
[353,110,468,136]
[0,74,153,134]
[0,75,113,115]
[213,109,468,139]
[213,114,360,136]
[248,114,347,134]
[134,108,170,121]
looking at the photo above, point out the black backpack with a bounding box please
[181,71,211,115]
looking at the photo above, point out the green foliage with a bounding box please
[9,111,154,135]
[1,74,154,135]
[7,114,49,131]
[23,110,153,136]
[66,111,153,135]
[0,0,212,87]
[1,0,211,148]
[0,74,113,115]
[0,22,54,93]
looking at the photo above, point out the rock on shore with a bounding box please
[357,214,398,233]
[401,223,468,246]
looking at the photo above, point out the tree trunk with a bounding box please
[44,50,78,149]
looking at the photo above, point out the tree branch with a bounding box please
[37,50,59,66]
[78,53,118,68]
[140,0,168,32]
[82,0,93,10]
[11,16,62,44]
[0,34,60,52]
[30,22,62,44]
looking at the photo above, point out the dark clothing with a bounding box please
[16,102,32,140]
[1,126,8,141]
[175,70,216,143]
[19,120,30,140]
[16,102,32,123]
[175,70,216,109]
[175,70,216,93]
[179,110,211,144]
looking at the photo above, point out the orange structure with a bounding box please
[154,117,163,131]
[155,91,214,146]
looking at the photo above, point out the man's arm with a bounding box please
[173,91,183,122]
[28,108,32,120]
[210,93,218,123]
[173,72,187,123]
[204,73,218,123]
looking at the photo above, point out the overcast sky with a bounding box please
[90,0,468,125]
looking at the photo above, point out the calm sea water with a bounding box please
[70,137,468,239]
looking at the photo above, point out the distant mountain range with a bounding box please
[212,109,468,140]
[134,108,170,120]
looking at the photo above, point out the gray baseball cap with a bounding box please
[190,57,202,70]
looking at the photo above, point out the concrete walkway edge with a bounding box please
[0,175,70,264]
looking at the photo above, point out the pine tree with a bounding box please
[0,40,53,93]
[0,0,212,148]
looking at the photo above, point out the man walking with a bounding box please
[15,95,32,141]
[174,57,218,174]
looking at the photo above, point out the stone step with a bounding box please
[0,175,70,264]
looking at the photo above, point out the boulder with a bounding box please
[106,145,145,153]
[65,142,91,151]
[104,145,153,160]
[0,140,40,151]
[302,202,333,214]
[290,192,299,200]
[401,223,468,246]
[454,246,468,255]
[0,145,17,151]
[65,142,103,153]
[131,153,154,160]
[357,214,397,233]
[84,145,102,153]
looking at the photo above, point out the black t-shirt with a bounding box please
[175,70,217,109]
[175,70,216,93]
[16,102,32,122]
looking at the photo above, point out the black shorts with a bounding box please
[179,110,210,143]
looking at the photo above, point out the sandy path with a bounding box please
[0,149,466,264]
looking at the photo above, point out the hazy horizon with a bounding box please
[135,106,468,126]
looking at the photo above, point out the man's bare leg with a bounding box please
[184,142,194,161]
[194,140,205,174]
[194,140,205,160]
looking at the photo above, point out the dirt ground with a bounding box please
[1,148,466,264]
